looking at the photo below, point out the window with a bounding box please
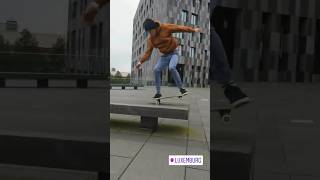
[90,25,97,53]
[179,45,184,56]
[190,47,196,58]
[82,28,85,49]
[200,33,204,43]
[204,50,208,60]
[72,2,78,18]
[98,23,103,54]
[80,0,83,13]
[174,32,184,39]
[191,14,198,25]
[71,30,76,54]
[181,10,188,23]
[192,0,196,7]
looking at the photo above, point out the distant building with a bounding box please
[110,67,130,77]
[132,0,210,87]
[0,20,63,48]
[66,0,110,74]
[212,0,320,83]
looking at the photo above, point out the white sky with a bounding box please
[110,0,140,73]
[0,0,68,34]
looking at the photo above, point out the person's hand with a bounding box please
[135,61,142,69]
[82,2,99,24]
[194,28,201,33]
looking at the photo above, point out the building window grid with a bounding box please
[191,13,198,26]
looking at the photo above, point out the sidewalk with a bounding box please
[110,87,210,180]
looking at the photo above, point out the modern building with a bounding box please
[211,0,320,83]
[131,0,211,87]
[66,0,109,74]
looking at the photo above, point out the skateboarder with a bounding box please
[211,0,250,107]
[135,19,201,99]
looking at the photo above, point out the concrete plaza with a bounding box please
[212,82,320,180]
[110,87,210,180]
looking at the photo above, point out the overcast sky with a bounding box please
[110,0,140,73]
[0,0,68,34]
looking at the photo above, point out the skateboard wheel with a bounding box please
[222,114,231,123]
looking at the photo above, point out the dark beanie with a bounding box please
[143,19,159,31]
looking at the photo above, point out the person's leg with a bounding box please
[211,27,232,85]
[168,53,183,90]
[154,56,169,94]
[211,27,250,107]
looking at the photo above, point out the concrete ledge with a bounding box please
[110,103,189,131]
[211,100,256,180]
[110,103,189,120]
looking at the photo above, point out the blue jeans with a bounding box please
[211,27,232,84]
[154,49,182,93]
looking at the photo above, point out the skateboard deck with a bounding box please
[154,93,188,105]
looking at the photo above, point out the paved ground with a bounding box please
[110,87,210,180]
[1,83,318,180]
[212,82,320,180]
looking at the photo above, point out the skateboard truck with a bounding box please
[155,95,184,105]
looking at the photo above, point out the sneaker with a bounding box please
[180,88,189,96]
[224,84,251,108]
[153,93,162,99]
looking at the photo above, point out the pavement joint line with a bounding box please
[110,155,132,159]
[289,119,315,124]
[186,167,210,172]
[117,133,153,180]
[184,100,192,180]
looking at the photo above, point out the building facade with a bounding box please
[132,0,211,87]
[66,0,109,74]
[211,0,320,83]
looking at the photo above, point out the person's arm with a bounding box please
[83,0,108,23]
[136,38,154,68]
[95,0,108,8]
[164,23,201,33]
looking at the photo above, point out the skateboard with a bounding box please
[154,94,188,105]
[212,105,233,123]
[212,99,252,123]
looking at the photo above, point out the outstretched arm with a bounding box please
[164,23,201,33]
[95,0,108,7]
[83,0,108,24]
[136,38,154,68]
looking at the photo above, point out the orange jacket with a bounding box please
[140,23,197,64]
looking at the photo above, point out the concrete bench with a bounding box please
[0,72,107,88]
[110,103,189,131]
[211,100,256,179]
[110,84,143,90]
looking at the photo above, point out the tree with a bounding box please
[126,73,131,78]
[52,36,65,54]
[0,34,10,51]
[13,29,39,52]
